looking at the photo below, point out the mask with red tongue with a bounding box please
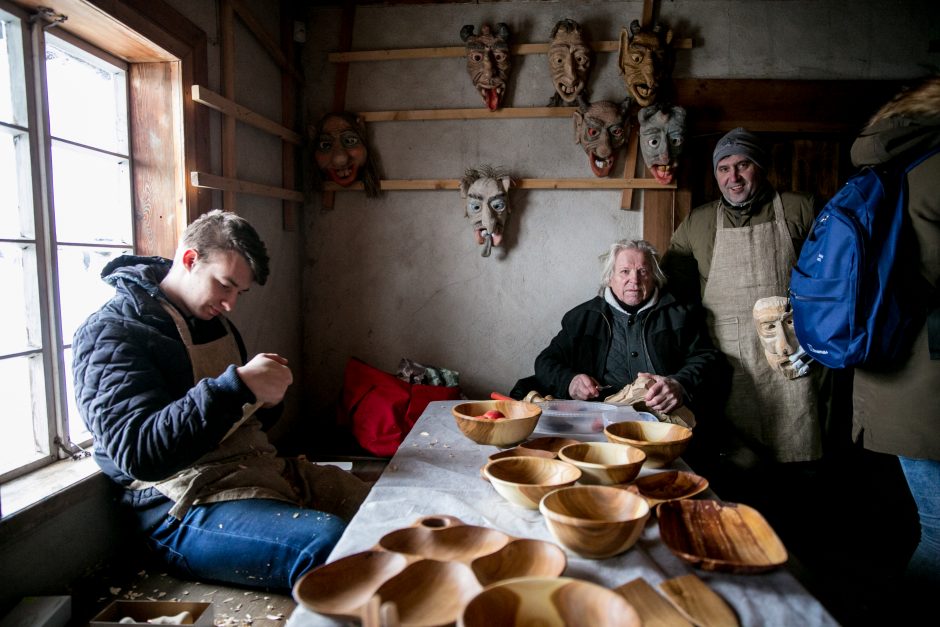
[638,103,686,186]
[460,165,512,258]
[460,23,511,111]
[573,100,629,178]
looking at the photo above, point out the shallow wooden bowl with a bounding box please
[604,421,692,468]
[658,499,788,573]
[452,400,542,447]
[634,470,709,506]
[488,446,556,462]
[292,550,409,620]
[518,436,582,456]
[539,485,651,559]
[378,524,510,562]
[460,576,642,627]
[557,442,647,485]
[375,559,482,626]
[471,538,567,587]
[483,457,581,509]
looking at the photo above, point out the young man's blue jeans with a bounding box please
[147,498,347,591]
[898,456,940,588]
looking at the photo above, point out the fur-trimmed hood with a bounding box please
[851,77,940,168]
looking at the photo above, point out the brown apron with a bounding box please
[701,194,822,462]
[132,302,368,520]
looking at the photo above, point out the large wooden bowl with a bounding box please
[634,470,709,506]
[452,400,542,447]
[604,421,692,468]
[658,499,788,573]
[557,441,647,485]
[483,457,581,509]
[374,559,482,626]
[460,576,641,627]
[539,485,651,559]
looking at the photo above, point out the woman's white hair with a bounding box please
[598,239,667,295]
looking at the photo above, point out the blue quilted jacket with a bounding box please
[72,255,265,528]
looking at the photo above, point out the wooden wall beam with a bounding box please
[230,0,304,85]
[320,178,676,192]
[220,0,236,211]
[192,85,302,144]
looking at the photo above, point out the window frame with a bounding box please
[1,0,209,486]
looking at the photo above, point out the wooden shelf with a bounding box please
[322,178,675,192]
[357,106,576,122]
[328,38,692,63]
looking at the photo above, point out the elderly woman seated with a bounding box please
[512,239,722,415]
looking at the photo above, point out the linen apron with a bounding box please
[701,194,822,463]
[132,302,368,521]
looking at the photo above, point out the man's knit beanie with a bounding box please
[712,127,766,172]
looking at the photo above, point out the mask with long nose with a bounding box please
[617,20,674,107]
[460,23,511,111]
[460,165,511,258]
[573,100,628,177]
[753,296,810,379]
[547,19,591,105]
[638,104,686,185]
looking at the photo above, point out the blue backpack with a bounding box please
[789,147,940,369]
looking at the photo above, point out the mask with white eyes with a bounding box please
[460,165,512,258]
[753,296,813,379]
[638,104,686,185]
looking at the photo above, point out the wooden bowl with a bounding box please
[658,499,788,573]
[557,442,647,485]
[471,539,567,587]
[375,559,482,627]
[292,550,409,620]
[488,446,556,462]
[460,576,641,627]
[483,457,581,509]
[539,485,651,559]
[518,436,582,456]
[604,421,692,468]
[452,400,542,447]
[634,470,709,506]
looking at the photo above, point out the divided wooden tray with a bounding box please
[292,515,566,626]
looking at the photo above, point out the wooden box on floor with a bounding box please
[90,601,213,626]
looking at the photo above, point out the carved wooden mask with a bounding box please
[617,20,674,107]
[460,23,512,111]
[573,100,628,177]
[548,19,591,105]
[460,165,511,258]
[638,104,686,185]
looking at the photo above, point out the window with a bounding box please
[1,4,134,481]
[0,1,207,492]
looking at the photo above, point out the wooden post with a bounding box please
[221,0,237,211]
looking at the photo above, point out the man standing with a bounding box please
[662,128,823,465]
[73,210,368,591]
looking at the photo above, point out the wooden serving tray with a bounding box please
[292,515,567,626]
[657,500,788,574]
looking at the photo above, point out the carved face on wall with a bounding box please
[548,19,591,105]
[638,104,686,185]
[312,112,381,197]
[460,165,511,258]
[573,101,628,177]
[618,20,673,107]
[460,23,511,111]
[753,296,810,379]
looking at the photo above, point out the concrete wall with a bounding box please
[301,0,939,412]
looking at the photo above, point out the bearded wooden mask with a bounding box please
[618,20,674,107]
[547,19,591,106]
[312,112,380,197]
[573,100,628,177]
[460,165,511,258]
[460,23,511,111]
[638,104,686,185]
[753,296,812,379]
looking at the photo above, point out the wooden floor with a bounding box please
[67,459,388,626]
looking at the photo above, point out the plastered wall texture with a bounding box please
[302,0,939,412]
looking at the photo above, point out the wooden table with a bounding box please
[287,401,837,626]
